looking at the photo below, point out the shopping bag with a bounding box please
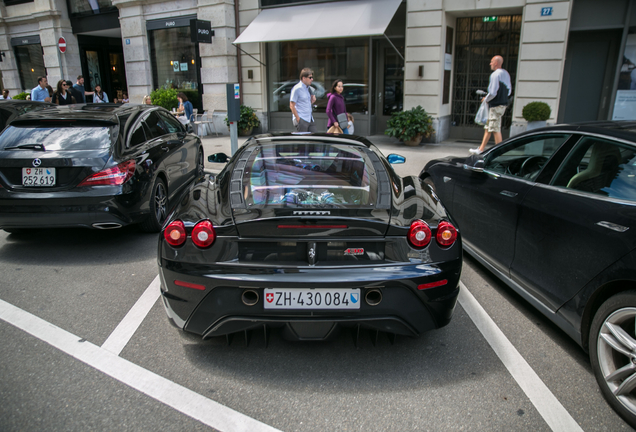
[327,125,343,134]
[475,101,489,125]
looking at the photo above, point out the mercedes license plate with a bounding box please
[263,288,361,310]
[22,167,56,187]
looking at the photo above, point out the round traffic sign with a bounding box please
[58,37,66,53]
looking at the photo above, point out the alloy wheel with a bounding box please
[597,307,636,416]
[155,182,167,223]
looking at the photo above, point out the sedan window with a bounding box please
[552,136,636,201]
[158,112,183,133]
[143,112,169,139]
[0,125,112,150]
[484,134,570,181]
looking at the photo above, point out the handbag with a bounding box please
[327,125,343,134]
[475,101,489,125]
[337,112,348,125]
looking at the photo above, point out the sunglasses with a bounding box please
[307,76,314,79]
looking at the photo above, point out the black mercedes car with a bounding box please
[421,122,636,427]
[0,104,203,233]
[158,134,462,343]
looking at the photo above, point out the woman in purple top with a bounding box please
[326,79,349,134]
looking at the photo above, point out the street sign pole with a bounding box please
[226,83,241,156]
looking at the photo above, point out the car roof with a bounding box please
[243,133,374,149]
[9,103,159,125]
[520,121,636,143]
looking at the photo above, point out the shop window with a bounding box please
[67,0,116,16]
[14,44,46,91]
[267,37,369,114]
[149,26,199,109]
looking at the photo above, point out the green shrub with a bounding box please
[150,88,178,111]
[384,105,435,142]
[224,105,261,131]
[13,92,29,100]
[522,101,551,122]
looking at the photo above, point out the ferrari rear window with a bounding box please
[243,143,378,207]
[0,125,113,150]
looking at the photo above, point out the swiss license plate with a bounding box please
[263,288,361,310]
[22,167,56,187]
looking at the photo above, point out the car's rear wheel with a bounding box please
[139,177,167,233]
[590,291,636,428]
[196,148,204,177]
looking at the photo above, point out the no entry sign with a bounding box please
[58,37,66,53]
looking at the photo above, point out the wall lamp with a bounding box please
[418,65,424,78]
[247,69,253,79]
[0,52,5,62]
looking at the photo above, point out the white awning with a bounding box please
[233,0,402,45]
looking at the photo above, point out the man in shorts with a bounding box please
[470,55,512,154]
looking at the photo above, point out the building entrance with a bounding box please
[78,35,128,102]
[372,39,404,134]
[450,15,521,140]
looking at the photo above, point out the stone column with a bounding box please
[116,3,153,104]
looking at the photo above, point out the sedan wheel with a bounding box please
[197,149,204,177]
[139,178,167,233]
[590,291,636,428]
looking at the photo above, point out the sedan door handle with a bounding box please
[500,190,517,197]
[162,146,169,152]
[596,221,629,232]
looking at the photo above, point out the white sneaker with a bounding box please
[469,148,482,155]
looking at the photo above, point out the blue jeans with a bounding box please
[341,127,349,134]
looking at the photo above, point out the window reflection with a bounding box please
[68,0,115,15]
[268,38,369,114]
[0,126,112,150]
[14,44,45,91]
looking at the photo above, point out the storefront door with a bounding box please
[79,36,128,102]
[373,39,404,134]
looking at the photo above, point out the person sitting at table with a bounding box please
[176,92,193,126]
[142,95,152,105]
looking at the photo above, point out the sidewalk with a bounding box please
[201,134,476,178]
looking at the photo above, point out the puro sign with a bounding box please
[190,19,213,43]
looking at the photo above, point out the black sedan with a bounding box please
[0,104,203,233]
[421,122,636,427]
[158,134,462,343]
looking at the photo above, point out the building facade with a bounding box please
[0,0,634,140]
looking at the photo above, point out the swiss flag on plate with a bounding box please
[265,293,274,303]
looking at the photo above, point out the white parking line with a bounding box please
[0,298,281,432]
[458,282,583,432]
[101,275,161,355]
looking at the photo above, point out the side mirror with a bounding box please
[387,154,406,164]
[208,152,229,163]
[464,159,485,173]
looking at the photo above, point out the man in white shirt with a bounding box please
[471,56,512,154]
[290,68,317,133]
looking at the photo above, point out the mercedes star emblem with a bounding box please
[32,158,42,167]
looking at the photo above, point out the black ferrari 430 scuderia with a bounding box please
[158,134,462,342]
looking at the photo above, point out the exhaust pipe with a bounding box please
[92,223,122,229]
[242,289,259,306]
[365,289,382,306]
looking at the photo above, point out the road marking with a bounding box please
[458,282,583,432]
[0,298,281,432]
[101,275,161,355]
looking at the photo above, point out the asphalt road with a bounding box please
[0,135,632,431]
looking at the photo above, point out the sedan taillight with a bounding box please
[192,220,215,248]
[164,220,186,247]
[436,221,458,247]
[408,220,432,249]
[78,160,136,186]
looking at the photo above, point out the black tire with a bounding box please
[139,177,168,233]
[196,147,204,177]
[589,290,636,428]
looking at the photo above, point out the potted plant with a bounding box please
[522,101,551,131]
[150,88,178,111]
[384,105,435,146]
[225,105,261,136]
[13,92,30,100]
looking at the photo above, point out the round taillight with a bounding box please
[192,220,215,248]
[164,220,186,247]
[408,220,432,249]
[436,221,458,247]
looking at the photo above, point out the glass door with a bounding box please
[374,40,404,133]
